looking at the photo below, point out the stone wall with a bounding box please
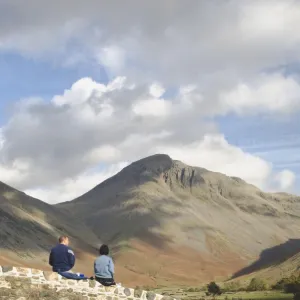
[0,266,174,300]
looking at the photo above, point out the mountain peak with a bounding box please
[122,153,173,176]
[57,154,300,286]
[3,154,300,286]
[138,153,171,162]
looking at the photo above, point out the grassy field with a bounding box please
[152,287,293,300]
[217,291,293,300]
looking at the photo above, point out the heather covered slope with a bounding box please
[58,154,300,286]
[0,181,100,275]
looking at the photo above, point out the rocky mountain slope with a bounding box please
[57,154,300,286]
[0,181,100,275]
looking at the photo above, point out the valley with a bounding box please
[1,154,300,287]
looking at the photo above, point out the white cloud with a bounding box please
[1,1,300,85]
[275,169,296,191]
[149,83,165,98]
[84,145,121,164]
[0,76,208,193]
[220,73,300,114]
[25,162,128,204]
[23,133,297,203]
[96,45,126,75]
[155,134,297,192]
[155,134,273,189]
[0,75,297,203]
[0,129,4,150]
[21,131,296,204]
[1,1,300,202]
[0,163,27,187]
[132,98,171,117]
[239,1,300,43]
[52,77,106,106]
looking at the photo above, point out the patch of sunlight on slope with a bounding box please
[2,191,19,201]
[2,188,57,232]
[7,205,56,232]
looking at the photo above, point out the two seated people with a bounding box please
[49,236,116,286]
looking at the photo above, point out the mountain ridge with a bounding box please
[1,154,300,286]
[0,180,100,276]
[57,154,300,285]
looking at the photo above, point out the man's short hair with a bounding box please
[58,236,68,243]
[99,244,109,255]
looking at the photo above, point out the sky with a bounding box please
[1,0,300,203]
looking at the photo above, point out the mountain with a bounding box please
[58,154,300,286]
[230,238,300,284]
[0,181,100,275]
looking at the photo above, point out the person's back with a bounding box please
[49,236,75,273]
[94,255,114,278]
[94,244,115,286]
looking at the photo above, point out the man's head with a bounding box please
[58,236,69,246]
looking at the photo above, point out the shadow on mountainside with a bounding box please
[57,154,205,252]
[0,207,100,277]
[0,208,57,252]
[232,239,300,278]
[0,205,99,258]
[84,193,182,252]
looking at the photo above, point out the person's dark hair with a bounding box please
[99,244,109,255]
[58,236,68,243]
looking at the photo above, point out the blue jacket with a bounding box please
[94,255,114,278]
[49,244,75,272]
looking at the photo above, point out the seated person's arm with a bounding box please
[67,249,75,269]
[108,258,115,278]
[94,260,97,274]
[49,250,53,267]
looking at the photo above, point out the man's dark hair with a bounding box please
[58,236,68,243]
[99,244,109,255]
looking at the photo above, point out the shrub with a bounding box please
[223,281,241,292]
[285,283,300,295]
[294,293,300,300]
[247,278,268,291]
[273,274,300,293]
[272,278,291,290]
[207,282,222,296]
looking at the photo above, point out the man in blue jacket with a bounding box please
[49,236,75,273]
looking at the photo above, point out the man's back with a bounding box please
[49,243,75,272]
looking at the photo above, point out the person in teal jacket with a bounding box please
[94,244,116,286]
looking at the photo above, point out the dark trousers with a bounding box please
[95,276,116,286]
